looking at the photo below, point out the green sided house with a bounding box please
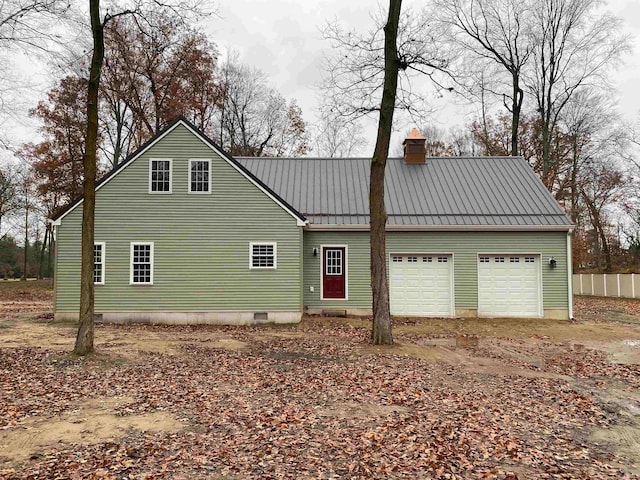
[51,117,573,324]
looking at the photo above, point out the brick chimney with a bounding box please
[403,128,426,164]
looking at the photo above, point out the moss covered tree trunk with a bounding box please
[370,0,401,345]
[74,0,104,355]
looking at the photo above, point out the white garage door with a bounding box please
[478,255,542,317]
[390,254,453,316]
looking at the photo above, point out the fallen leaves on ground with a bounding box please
[0,320,636,479]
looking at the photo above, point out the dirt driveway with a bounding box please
[0,286,639,479]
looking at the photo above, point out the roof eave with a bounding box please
[305,223,573,232]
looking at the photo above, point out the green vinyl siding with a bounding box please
[304,230,569,310]
[56,124,302,313]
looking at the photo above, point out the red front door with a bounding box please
[323,247,346,299]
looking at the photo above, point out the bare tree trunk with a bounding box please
[510,74,523,156]
[38,226,49,279]
[370,0,401,345]
[21,203,28,282]
[74,0,104,356]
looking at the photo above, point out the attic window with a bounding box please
[149,159,172,193]
[189,159,211,193]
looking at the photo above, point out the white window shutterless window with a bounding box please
[149,159,172,193]
[130,243,154,285]
[94,242,105,285]
[189,159,211,193]
[250,243,276,269]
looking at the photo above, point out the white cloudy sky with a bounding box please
[207,0,640,153]
[3,0,640,157]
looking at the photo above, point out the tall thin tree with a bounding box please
[74,0,103,355]
[370,0,402,345]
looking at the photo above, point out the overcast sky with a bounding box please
[3,0,640,158]
[207,0,640,153]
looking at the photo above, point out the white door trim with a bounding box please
[319,245,349,301]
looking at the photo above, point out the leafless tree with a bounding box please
[0,163,18,234]
[525,0,629,189]
[369,0,403,345]
[313,114,367,158]
[0,0,71,51]
[434,0,533,156]
[218,54,308,157]
[320,4,452,122]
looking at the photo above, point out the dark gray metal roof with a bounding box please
[236,156,571,228]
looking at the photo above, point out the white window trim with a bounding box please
[148,158,173,194]
[130,242,154,285]
[249,242,277,270]
[188,159,212,194]
[320,245,349,301]
[94,242,105,285]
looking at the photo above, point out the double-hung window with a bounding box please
[189,159,211,193]
[250,242,276,269]
[130,242,154,285]
[149,159,172,193]
[94,242,105,285]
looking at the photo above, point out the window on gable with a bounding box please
[250,243,276,269]
[131,243,154,284]
[189,159,211,193]
[94,243,105,285]
[150,159,172,193]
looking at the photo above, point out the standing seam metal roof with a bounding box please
[236,156,571,227]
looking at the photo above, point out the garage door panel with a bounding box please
[478,254,541,317]
[390,254,453,316]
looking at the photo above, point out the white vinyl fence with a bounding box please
[573,273,640,298]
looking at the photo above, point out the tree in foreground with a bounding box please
[73,0,104,355]
[320,2,450,344]
[370,0,402,345]
[74,0,206,356]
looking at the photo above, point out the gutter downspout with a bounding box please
[567,231,573,320]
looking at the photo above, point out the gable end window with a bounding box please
[130,242,154,285]
[189,159,211,193]
[149,159,172,193]
[250,243,276,269]
[94,242,105,285]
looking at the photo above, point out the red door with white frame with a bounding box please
[323,247,346,299]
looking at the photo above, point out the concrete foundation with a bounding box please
[54,310,302,325]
